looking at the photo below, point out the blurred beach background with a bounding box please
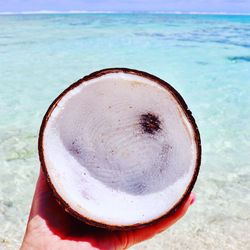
[0,1,250,249]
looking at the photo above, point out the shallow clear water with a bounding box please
[0,13,250,249]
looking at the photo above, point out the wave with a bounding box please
[0,10,118,15]
[0,10,250,15]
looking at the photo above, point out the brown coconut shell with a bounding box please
[38,68,201,230]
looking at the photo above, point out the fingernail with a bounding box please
[190,194,196,205]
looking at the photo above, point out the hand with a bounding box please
[21,169,195,250]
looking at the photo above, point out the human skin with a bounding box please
[21,169,195,250]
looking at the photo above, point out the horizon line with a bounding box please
[0,10,250,16]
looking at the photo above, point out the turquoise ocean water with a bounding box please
[0,13,250,249]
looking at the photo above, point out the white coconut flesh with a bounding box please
[42,72,198,227]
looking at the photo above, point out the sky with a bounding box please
[0,0,250,13]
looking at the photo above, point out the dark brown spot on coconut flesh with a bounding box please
[140,113,161,135]
[70,139,81,154]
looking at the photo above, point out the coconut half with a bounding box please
[39,68,201,230]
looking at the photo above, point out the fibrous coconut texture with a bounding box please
[39,68,201,230]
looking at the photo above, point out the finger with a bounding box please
[28,168,52,218]
[35,168,51,193]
